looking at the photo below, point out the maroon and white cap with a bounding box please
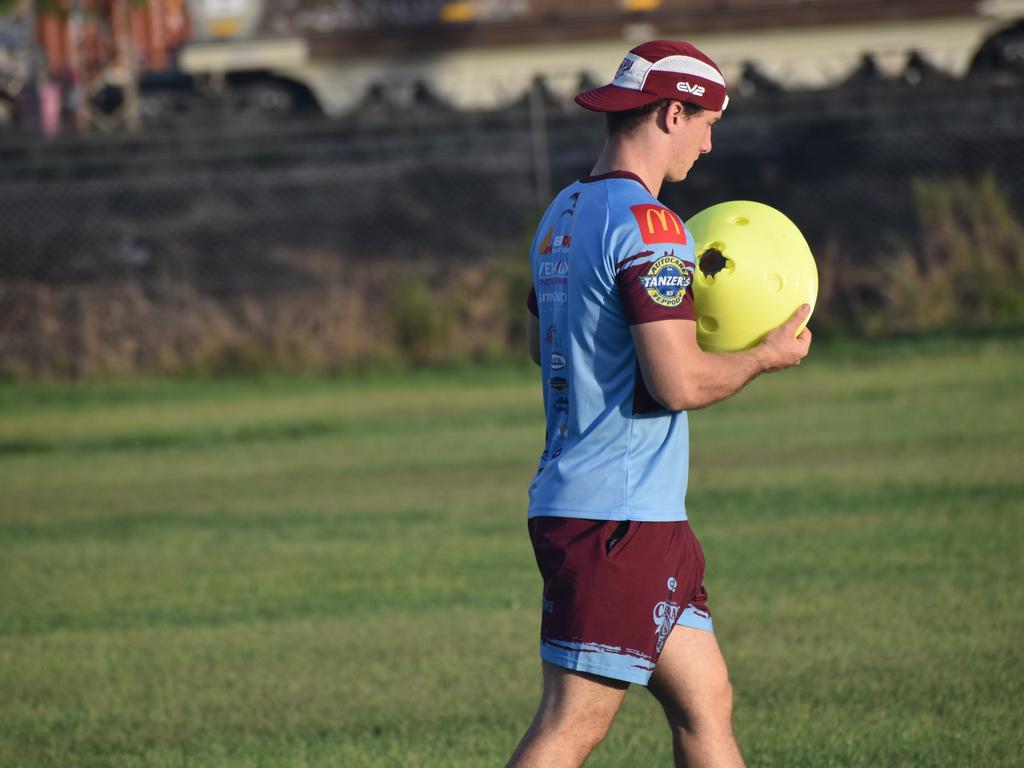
[576,40,729,113]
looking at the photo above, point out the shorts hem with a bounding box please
[539,643,653,686]
[676,606,714,634]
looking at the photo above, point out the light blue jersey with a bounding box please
[527,172,698,522]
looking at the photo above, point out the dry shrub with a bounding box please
[0,247,531,379]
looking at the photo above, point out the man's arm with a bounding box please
[528,311,541,366]
[631,304,812,411]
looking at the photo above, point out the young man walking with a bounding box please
[511,40,812,768]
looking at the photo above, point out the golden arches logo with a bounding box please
[645,207,681,236]
[630,204,688,245]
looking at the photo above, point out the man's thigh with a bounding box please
[536,661,630,725]
[647,625,733,724]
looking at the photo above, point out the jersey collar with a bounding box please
[579,171,652,194]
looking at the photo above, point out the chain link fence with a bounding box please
[1,78,1023,377]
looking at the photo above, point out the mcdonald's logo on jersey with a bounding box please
[630,204,688,245]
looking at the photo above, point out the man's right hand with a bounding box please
[757,304,813,373]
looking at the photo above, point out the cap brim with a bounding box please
[575,84,664,113]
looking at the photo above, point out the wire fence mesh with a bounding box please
[1,78,1023,377]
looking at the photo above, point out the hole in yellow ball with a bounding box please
[699,316,719,333]
[699,247,727,279]
[731,216,750,226]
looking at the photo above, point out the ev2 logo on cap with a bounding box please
[677,81,706,97]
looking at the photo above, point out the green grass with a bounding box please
[1,338,1022,767]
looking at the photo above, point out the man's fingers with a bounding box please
[783,304,811,334]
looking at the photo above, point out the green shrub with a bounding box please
[389,278,455,366]
[869,172,1024,333]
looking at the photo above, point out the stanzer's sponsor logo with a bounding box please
[676,81,706,97]
[639,251,693,307]
[550,352,566,370]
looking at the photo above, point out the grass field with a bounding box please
[1,336,1022,767]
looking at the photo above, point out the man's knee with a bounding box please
[535,688,620,746]
[662,672,735,734]
[539,709,614,752]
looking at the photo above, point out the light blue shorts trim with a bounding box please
[677,604,714,633]
[540,638,655,685]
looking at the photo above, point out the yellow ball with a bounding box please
[686,201,818,352]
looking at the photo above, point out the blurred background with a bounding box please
[2,5,1022,767]
[1,0,1023,378]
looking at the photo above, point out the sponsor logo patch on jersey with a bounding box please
[538,226,554,255]
[561,192,580,216]
[630,204,687,245]
[638,251,692,307]
[538,259,569,286]
[541,233,571,255]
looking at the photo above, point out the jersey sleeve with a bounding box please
[615,204,696,325]
[527,286,539,317]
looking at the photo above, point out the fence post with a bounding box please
[528,78,552,209]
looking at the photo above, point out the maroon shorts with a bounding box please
[528,516,712,685]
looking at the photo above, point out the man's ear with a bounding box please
[659,100,684,133]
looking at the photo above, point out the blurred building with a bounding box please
[2,0,1022,128]
[184,0,1014,114]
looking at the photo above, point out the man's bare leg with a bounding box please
[647,626,745,768]
[506,661,629,768]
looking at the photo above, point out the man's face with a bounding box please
[667,107,722,182]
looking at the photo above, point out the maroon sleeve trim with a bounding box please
[616,249,655,270]
[616,261,696,325]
